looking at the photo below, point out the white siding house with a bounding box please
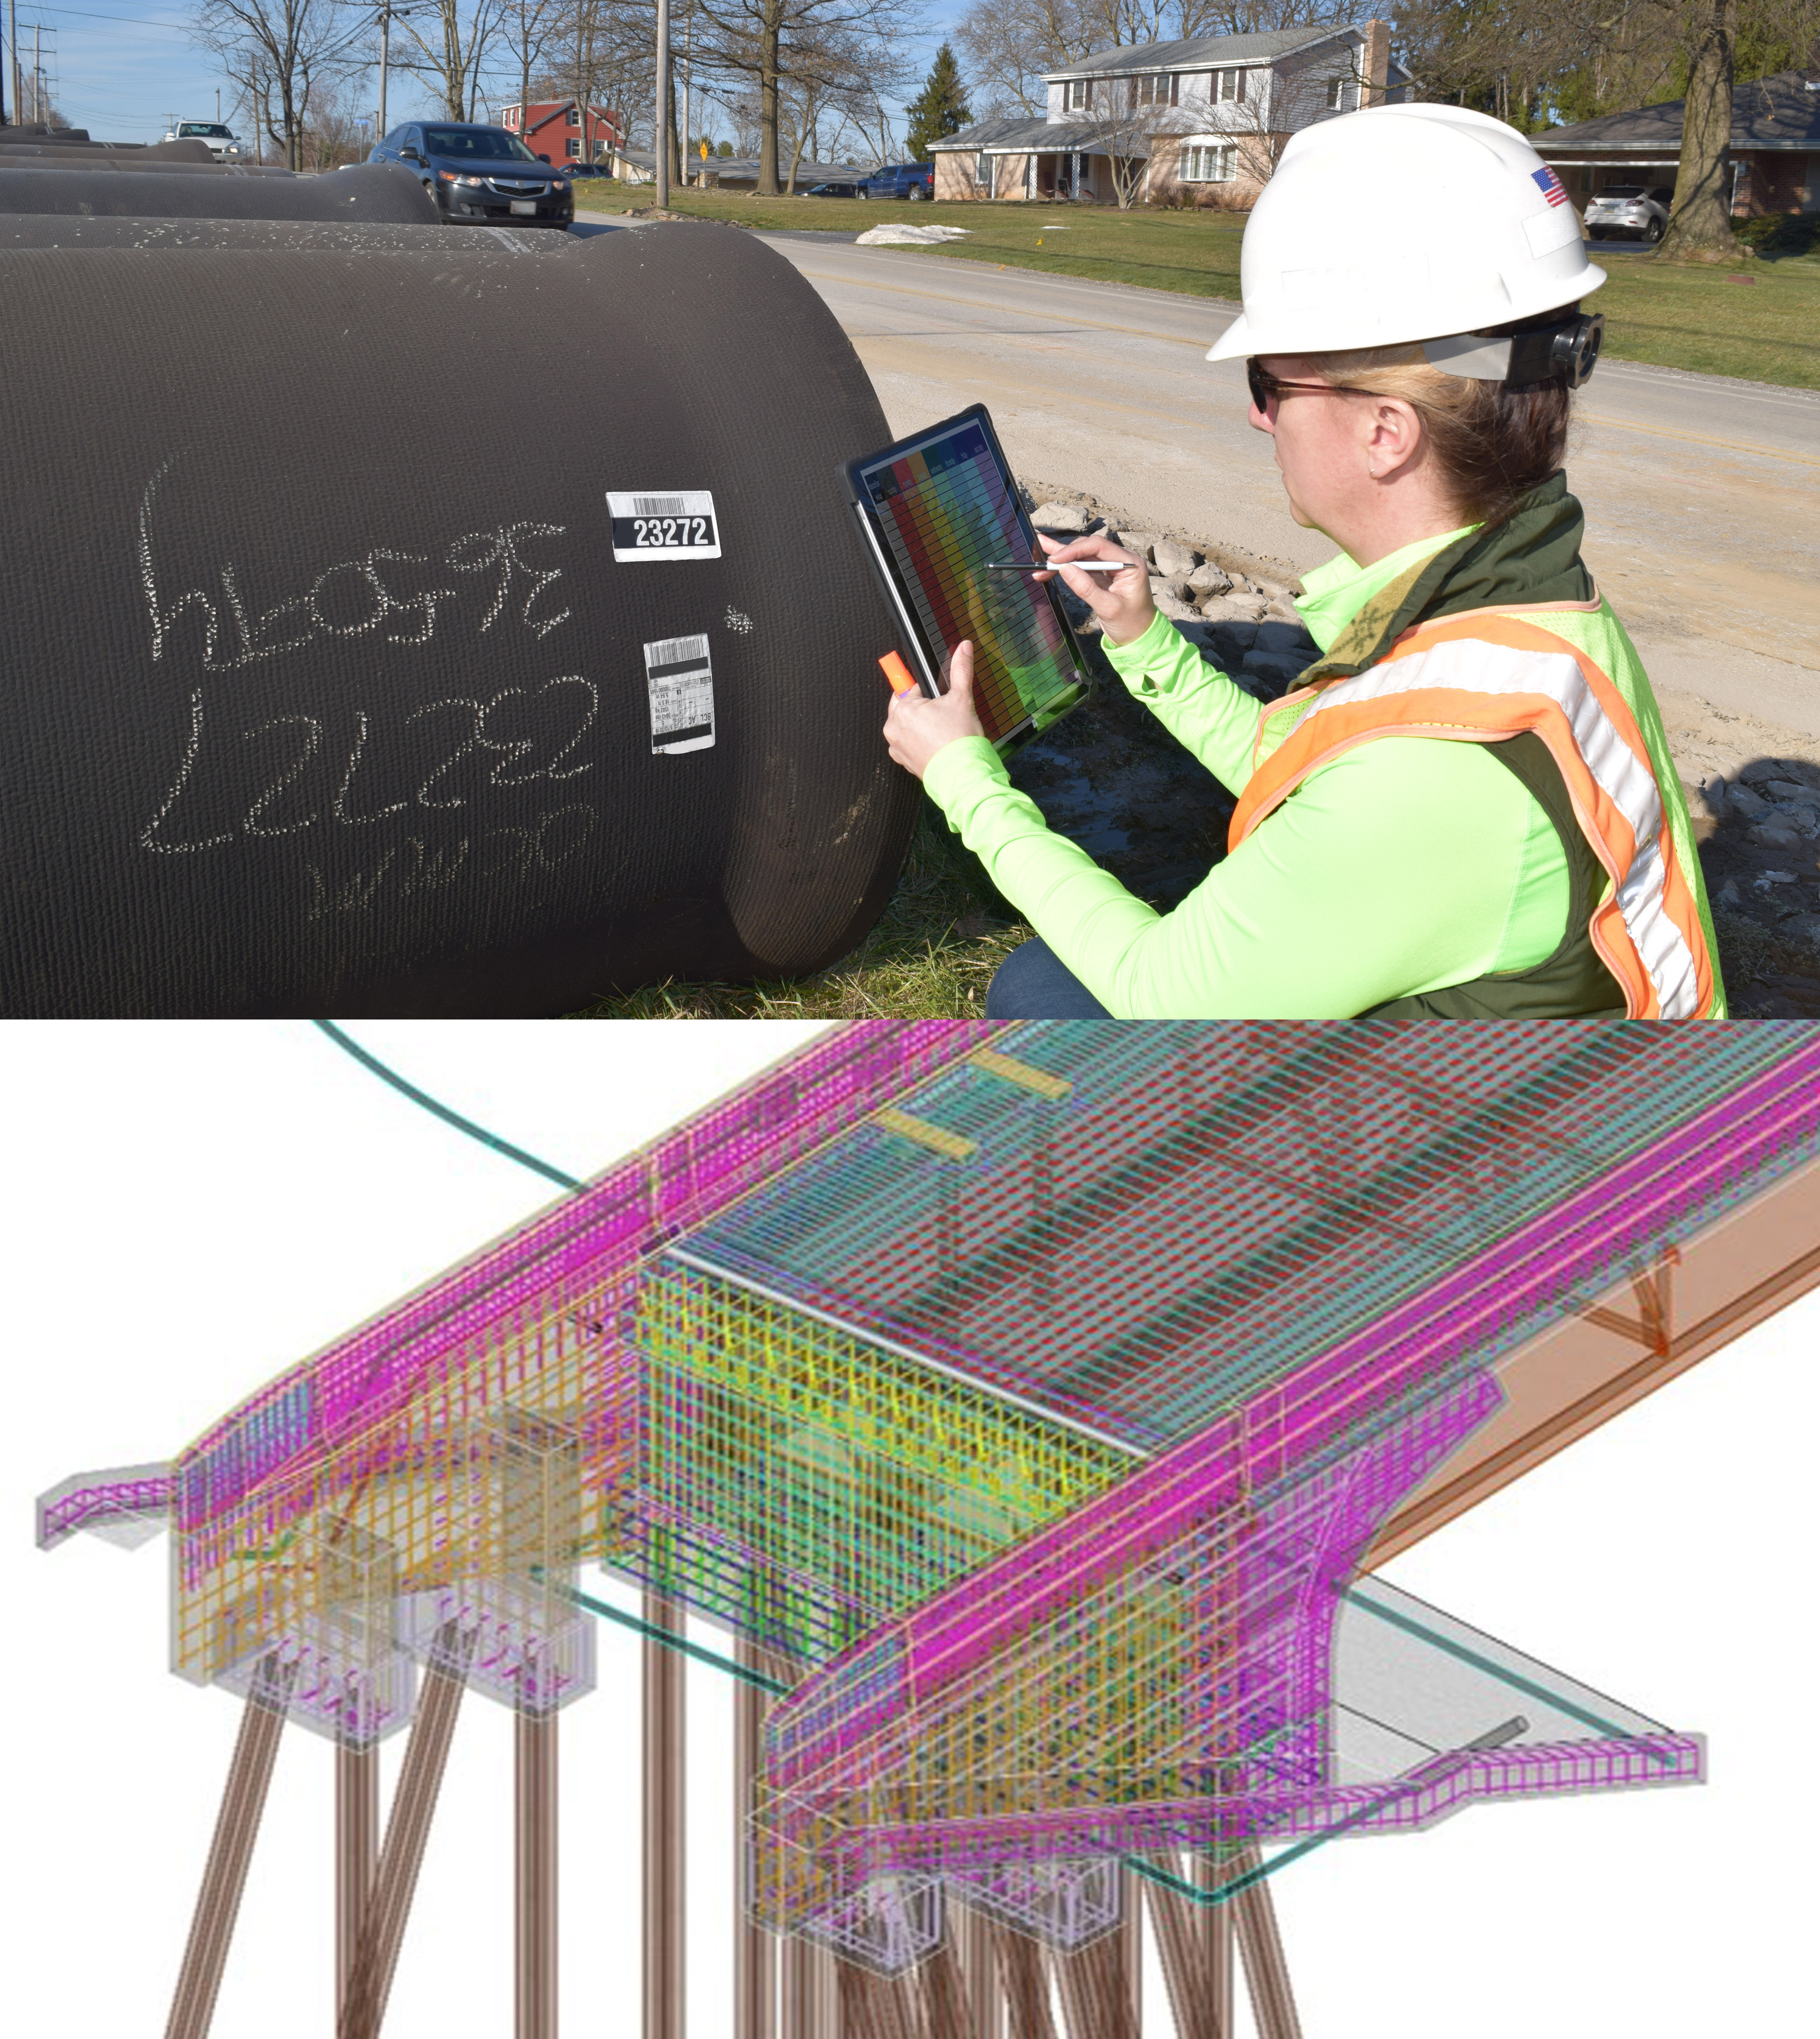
[931,22,1401,206]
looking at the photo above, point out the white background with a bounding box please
[5,1021,1813,2038]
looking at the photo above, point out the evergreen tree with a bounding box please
[904,42,972,162]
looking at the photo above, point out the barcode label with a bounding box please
[608,489,720,563]
[645,633,714,754]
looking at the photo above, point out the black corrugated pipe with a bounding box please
[0,215,560,250]
[0,224,919,1015]
[0,160,438,221]
[0,137,219,163]
[0,156,297,177]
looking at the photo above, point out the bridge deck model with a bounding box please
[41,1021,1820,2039]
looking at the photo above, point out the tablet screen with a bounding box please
[853,413,1084,746]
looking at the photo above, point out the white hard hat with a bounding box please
[1206,103,1606,372]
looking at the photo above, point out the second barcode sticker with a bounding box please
[645,634,716,755]
[607,489,720,562]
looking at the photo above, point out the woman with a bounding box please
[882,103,1725,1021]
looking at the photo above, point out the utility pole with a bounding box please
[378,7,390,139]
[654,0,668,206]
[5,0,16,128]
[679,4,690,188]
[376,6,409,141]
[32,19,39,123]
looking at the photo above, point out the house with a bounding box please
[930,21,1403,205]
[500,97,624,165]
[1539,69,1820,216]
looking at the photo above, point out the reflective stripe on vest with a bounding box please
[1228,611,1716,1021]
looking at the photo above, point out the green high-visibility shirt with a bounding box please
[919,527,1574,1019]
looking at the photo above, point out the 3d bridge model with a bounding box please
[40,1021,1820,2039]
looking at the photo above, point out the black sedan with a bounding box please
[370,121,574,228]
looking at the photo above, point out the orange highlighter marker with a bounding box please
[879,650,922,697]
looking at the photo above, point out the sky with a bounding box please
[3,0,971,148]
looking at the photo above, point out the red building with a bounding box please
[501,99,624,164]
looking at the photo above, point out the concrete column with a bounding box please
[516,1710,558,2039]
[338,1623,472,2039]
[642,1590,685,2039]
[335,1742,380,2023]
[165,1659,291,2039]
[1229,1846,1301,2039]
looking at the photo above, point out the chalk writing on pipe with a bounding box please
[301,805,597,921]
[137,460,570,672]
[137,683,600,853]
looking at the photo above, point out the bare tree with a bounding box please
[1658,0,1744,256]
[499,0,565,152]
[1396,0,1816,259]
[298,71,370,164]
[775,19,881,185]
[542,0,646,160]
[392,0,505,119]
[690,0,910,192]
[189,0,366,169]
[1065,71,1174,204]
[954,0,1119,118]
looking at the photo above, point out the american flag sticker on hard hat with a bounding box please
[1532,166,1570,208]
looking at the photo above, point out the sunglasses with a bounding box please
[1246,359,1382,411]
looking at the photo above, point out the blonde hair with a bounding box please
[1304,330,1574,531]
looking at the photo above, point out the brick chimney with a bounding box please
[1361,19,1391,107]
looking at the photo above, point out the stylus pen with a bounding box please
[984,559,1128,574]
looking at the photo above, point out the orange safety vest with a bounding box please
[1227,604,1721,1021]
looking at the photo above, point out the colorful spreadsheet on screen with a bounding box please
[857,417,1075,743]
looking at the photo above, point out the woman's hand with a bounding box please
[884,640,987,780]
[1036,531,1154,645]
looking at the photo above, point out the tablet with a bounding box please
[844,405,1092,752]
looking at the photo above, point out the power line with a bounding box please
[9,4,190,29]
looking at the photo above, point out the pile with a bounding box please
[855,223,972,245]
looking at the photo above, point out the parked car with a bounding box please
[565,163,612,180]
[369,121,575,228]
[1583,184,1673,244]
[857,162,934,200]
[161,120,243,161]
[805,179,859,197]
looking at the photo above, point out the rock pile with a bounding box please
[1028,500,1319,702]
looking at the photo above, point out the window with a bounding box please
[567,138,581,157]
[1180,142,1236,183]
[1213,68,1244,103]
[1326,76,1355,111]
[566,106,580,125]
[974,152,994,196]
[1065,77,1090,111]
[1134,72,1175,107]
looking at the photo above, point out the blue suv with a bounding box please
[370,121,574,229]
[858,162,934,200]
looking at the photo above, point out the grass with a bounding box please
[1582,229,1820,388]
[576,178,1820,390]
[565,800,1029,1017]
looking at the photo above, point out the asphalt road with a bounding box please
[758,234,1820,739]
